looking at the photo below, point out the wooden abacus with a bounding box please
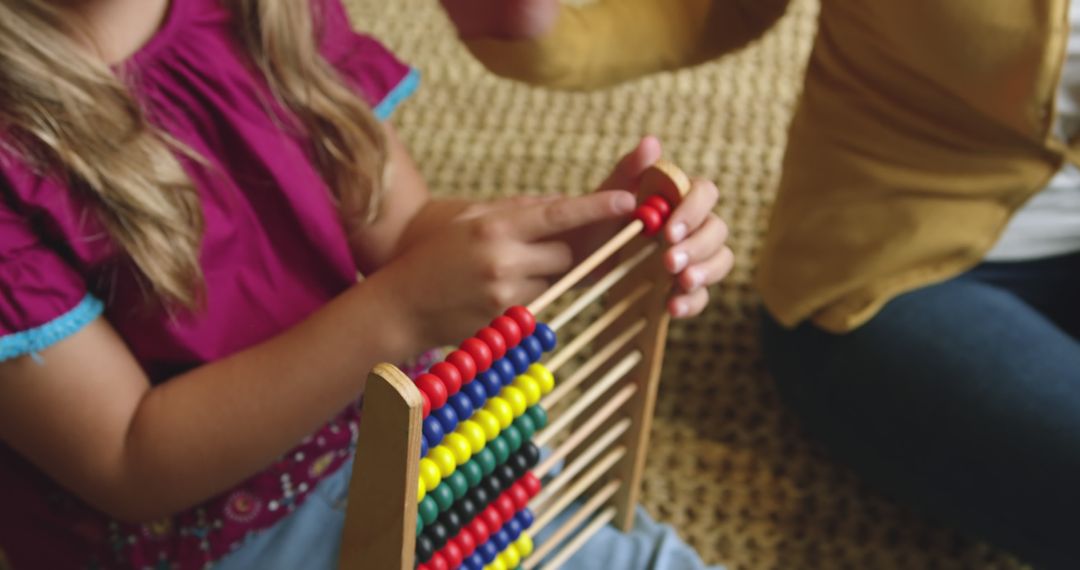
[340,161,691,570]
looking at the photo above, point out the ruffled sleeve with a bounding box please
[316,0,420,121]
[0,175,102,362]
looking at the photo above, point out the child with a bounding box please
[0,0,733,568]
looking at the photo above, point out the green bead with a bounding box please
[419,495,439,525]
[416,516,424,536]
[447,470,469,500]
[476,447,497,476]
[527,406,548,429]
[513,413,536,439]
[432,481,455,512]
[462,459,484,487]
[491,434,511,464]
[503,425,523,452]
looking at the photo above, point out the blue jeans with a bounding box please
[761,252,1080,570]
[214,457,723,569]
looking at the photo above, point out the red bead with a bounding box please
[420,388,431,418]
[491,316,522,349]
[430,362,462,397]
[417,564,430,570]
[503,306,536,336]
[443,541,464,568]
[416,373,448,410]
[634,205,663,236]
[481,505,503,531]
[644,195,672,220]
[521,472,542,498]
[475,327,507,360]
[453,530,477,557]
[446,350,477,383]
[468,518,491,544]
[494,494,516,523]
[429,552,449,570]
[508,482,529,510]
[460,338,493,373]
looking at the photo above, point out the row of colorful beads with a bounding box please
[419,473,540,570]
[417,322,555,499]
[417,434,541,537]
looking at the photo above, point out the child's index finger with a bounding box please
[510,190,636,241]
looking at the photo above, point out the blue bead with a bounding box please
[533,323,557,352]
[423,416,445,448]
[516,509,534,529]
[466,553,485,570]
[420,436,428,458]
[479,540,498,563]
[434,405,459,434]
[507,347,530,374]
[505,518,523,540]
[479,370,503,398]
[491,358,516,386]
[464,379,488,408]
[492,529,511,550]
[522,335,543,362]
[449,392,474,420]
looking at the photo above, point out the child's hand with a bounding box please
[661,173,733,318]
[376,190,636,348]
[439,0,559,40]
[599,137,735,319]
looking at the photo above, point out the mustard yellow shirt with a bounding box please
[466,0,1074,332]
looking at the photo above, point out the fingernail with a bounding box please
[613,193,636,213]
[687,267,704,289]
[672,299,688,317]
[671,251,688,272]
[668,223,687,243]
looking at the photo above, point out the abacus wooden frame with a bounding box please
[339,161,689,570]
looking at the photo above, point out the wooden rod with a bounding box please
[530,478,622,563]
[527,221,643,315]
[542,319,646,409]
[547,242,657,332]
[531,455,621,538]
[544,284,650,374]
[533,506,618,570]
[534,351,641,448]
[532,443,626,516]
[534,400,633,479]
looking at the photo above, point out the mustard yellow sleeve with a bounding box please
[463,0,791,90]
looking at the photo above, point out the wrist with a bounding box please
[351,264,429,364]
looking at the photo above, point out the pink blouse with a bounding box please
[0,0,421,567]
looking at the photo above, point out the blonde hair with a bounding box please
[0,0,387,308]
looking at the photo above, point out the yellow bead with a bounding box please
[500,386,527,417]
[484,398,514,429]
[430,446,457,477]
[457,420,487,453]
[444,432,472,465]
[527,363,555,395]
[418,458,441,491]
[472,409,501,441]
[499,545,521,568]
[515,534,534,557]
[417,478,426,502]
[512,375,541,406]
[485,557,507,570]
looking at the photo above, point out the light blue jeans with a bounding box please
[214,457,723,570]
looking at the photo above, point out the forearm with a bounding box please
[462,0,792,90]
[108,275,419,522]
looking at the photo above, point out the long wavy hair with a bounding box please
[0,0,387,308]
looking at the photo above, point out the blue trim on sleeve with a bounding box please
[0,294,104,362]
[374,68,420,121]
